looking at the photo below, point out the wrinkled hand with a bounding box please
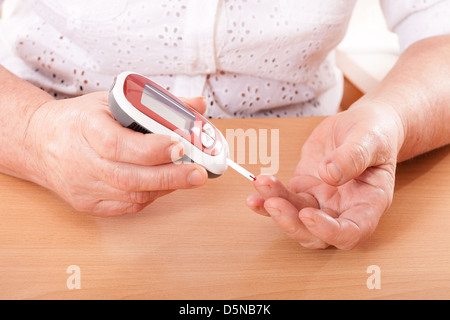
[28,91,208,216]
[247,103,404,249]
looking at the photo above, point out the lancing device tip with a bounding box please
[226,158,256,181]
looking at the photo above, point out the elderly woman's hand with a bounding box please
[27,91,208,216]
[247,102,404,249]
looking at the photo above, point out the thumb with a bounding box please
[318,138,377,186]
[180,97,207,115]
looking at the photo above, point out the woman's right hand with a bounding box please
[27,91,208,216]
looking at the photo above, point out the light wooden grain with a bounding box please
[1,117,449,299]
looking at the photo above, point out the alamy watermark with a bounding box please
[170,123,280,176]
[66,265,81,290]
[366,265,381,290]
[65,264,381,292]
[226,128,279,175]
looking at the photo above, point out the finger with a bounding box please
[318,135,381,186]
[85,91,109,105]
[97,160,208,192]
[246,192,270,216]
[83,111,185,166]
[67,180,172,216]
[298,206,379,250]
[119,190,172,204]
[180,97,207,115]
[254,174,319,210]
[264,197,328,249]
[90,200,150,217]
[97,182,173,204]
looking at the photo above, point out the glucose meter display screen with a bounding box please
[141,83,195,133]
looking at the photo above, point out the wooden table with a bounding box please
[1,117,449,300]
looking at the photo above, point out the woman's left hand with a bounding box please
[247,102,404,249]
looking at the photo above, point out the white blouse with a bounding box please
[1,0,449,118]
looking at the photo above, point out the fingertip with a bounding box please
[326,162,343,184]
[263,197,281,218]
[298,212,316,229]
[253,174,281,197]
[188,166,208,186]
[263,196,298,219]
[299,208,339,236]
[298,208,363,250]
[318,160,338,184]
[181,96,207,115]
[253,174,276,185]
[246,192,263,207]
[265,205,281,218]
[168,141,184,162]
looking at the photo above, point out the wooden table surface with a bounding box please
[1,116,449,300]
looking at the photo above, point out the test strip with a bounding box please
[226,158,256,181]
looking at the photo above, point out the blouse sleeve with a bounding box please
[380,0,450,52]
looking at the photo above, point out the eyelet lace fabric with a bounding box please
[1,0,449,118]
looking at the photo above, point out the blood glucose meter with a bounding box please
[108,71,255,180]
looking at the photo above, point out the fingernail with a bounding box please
[266,206,281,218]
[300,216,316,228]
[168,143,184,161]
[246,195,255,206]
[326,162,342,183]
[188,168,205,186]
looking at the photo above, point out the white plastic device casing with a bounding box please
[108,71,229,177]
